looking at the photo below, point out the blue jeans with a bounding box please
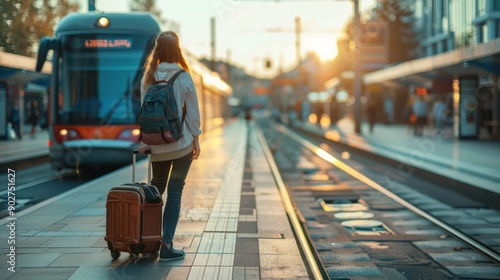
[151,152,192,243]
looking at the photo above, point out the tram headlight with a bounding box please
[117,128,140,142]
[55,128,81,143]
[96,17,110,28]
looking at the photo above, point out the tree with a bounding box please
[129,0,164,25]
[0,0,79,57]
[375,0,418,64]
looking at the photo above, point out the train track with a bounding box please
[256,120,500,280]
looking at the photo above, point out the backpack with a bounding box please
[138,69,186,145]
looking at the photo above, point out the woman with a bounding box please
[139,31,201,261]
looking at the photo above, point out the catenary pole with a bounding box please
[353,0,362,133]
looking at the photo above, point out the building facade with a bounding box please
[364,0,500,139]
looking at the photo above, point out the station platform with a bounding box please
[0,119,310,279]
[0,127,49,171]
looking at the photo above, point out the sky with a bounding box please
[78,0,377,78]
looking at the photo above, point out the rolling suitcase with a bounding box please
[105,151,163,262]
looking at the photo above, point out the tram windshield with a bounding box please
[56,34,154,125]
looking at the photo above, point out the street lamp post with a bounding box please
[352,0,363,134]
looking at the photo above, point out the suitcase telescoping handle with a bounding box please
[132,151,152,184]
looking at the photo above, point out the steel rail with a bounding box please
[274,123,500,265]
[256,126,327,280]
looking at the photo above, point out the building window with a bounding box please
[482,23,488,43]
[450,0,477,47]
[477,0,486,16]
[413,0,423,18]
[442,17,448,33]
[442,0,448,32]
[494,0,500,11]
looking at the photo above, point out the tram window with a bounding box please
[56,34,152,124]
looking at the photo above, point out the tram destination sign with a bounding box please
[70,37,132,49]
[84,38,132,49]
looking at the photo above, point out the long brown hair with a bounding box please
[143,31,190,90]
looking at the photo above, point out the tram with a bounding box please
[36,12,231,171]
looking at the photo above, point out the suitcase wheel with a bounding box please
[110,250,121,260]
[130,253,140,263]
[149,251,159,260]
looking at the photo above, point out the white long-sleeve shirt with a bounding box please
[140,62,201,160]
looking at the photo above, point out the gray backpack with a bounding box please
[138,70,185,145]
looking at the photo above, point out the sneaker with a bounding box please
[159,243,185,261]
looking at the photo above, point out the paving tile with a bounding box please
[235,237,259,254]
[259,239,301,255]
[16,236,52,247]
[205,217,238,232]
[184,236,202,253]
[72,207,106,216]
[446,266,500,279]
[11,247,49,255]
[464,209,499,217]
[40,236,102,248]
[45,247,105,254]
[4,267,77,280]
[321,253,372,263]
[479,238,500,246]
[164,266,190,280]
[257,215,292,232]
[15,253,61,267]
[237,221,258,233]
[413,240,465,249]
[197,233,236,254]
[49,252,121,267]
[326,265,384,278]
[192,253,234,266]
[176,221,206,235]
[16,215,67,231]
[404,229,446,235]
[68,265,171,280]
[233,267,259,280]
[188,266,233,280]
[57,223,105,232]
[233,253,259,267]
[461,227,500,235]
[259,254,308,278]
[428,252,488,261]
[484,217,500,224]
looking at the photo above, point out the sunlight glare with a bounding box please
[303,34,339,61]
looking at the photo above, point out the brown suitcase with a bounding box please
[105,151,163,262]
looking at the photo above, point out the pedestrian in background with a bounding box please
[28,100,40,138]
[432,96,448,139]
[412,95,428,136]
[366,95,378,134]
[9,99,21,140]
[404,95,416,134]
[139,31,201,261]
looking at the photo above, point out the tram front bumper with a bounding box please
[50,139,140,169]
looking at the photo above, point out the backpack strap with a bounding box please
[154,69,185,85]
[167,70,187,126]
[167,69,185,85]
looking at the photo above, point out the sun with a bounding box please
[314,43,338,62]
[303,35,339,62]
